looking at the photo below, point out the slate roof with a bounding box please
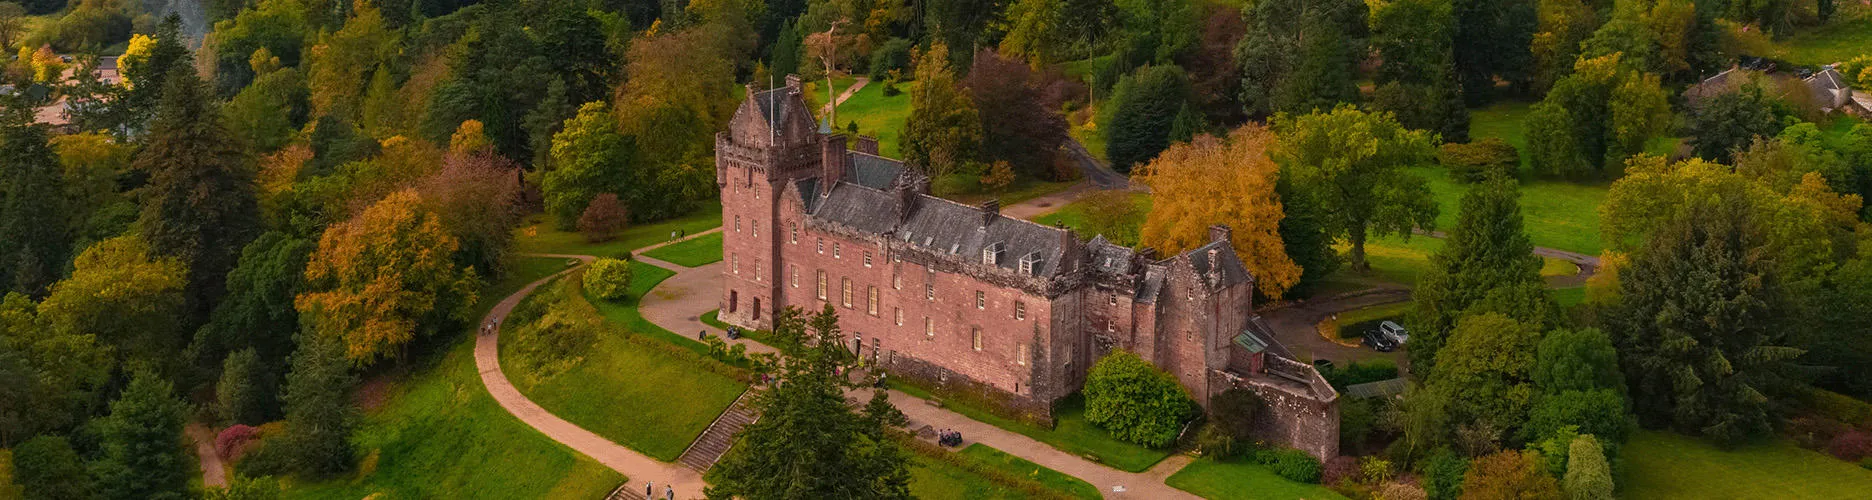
[1808,68,1853,109]
[753,87,795,132]
[1087,235,1136,274]
[848,152,905,190]
[1188,239,1253,289]
[809,182,1069,277]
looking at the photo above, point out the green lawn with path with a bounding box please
[1620,430,1872,499]
[1033,192,1150,246]
[887,382,1172,472]
[515,204,722,258]
[502,260,747,462]
[835,79,916,157]
[642,232,724,267]
[957,444,1102,500]
[1166,457,1346,500]
[284,257,621,499]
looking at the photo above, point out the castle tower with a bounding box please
[717,77,820,329]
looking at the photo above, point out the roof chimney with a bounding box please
[785,74,802,90]
[854,135,880,155]
[893,180,918,223]
[1057,225,1080,274]
[745,81,758,99]
[979,199,1000,227]
[1209,224,1233,244]
[1206,247,1222,287]
[820,134,847,197]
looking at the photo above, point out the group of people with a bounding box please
[937,428,964,448]
[644,482,674,500]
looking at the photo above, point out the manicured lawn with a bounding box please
[1772,5,1872,66]
[1341,235,1580,288]
[1166,457,1347,500]
[909,453,1032,500]
[285,257,621,499]
[502,261,747,462]
[1620,430,1872,499]
[514,204,722,257]
[888,382,1171,472]
[836,79,917,157]
[957,444,1102,500]
[1550,286,1587,308]
[641,232,724,267]
[1333,301,1412,339]
[1408,166,1609,256]
[935,174,1080,207]
[1033,192,1151,246]
[580,261,738,362]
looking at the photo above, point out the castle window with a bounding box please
[791,266,799,288]
[975,291,986,309]
[972,328,983,351]
[754,261,761,281]
[1107,319,1116,332]
[732,254,739,274]
[1109,294,1118,306]
[982,243,1003,265]
[751,222,758,237]
[1018,252,1040,275]
[925,283,934,301]
[893,274,901,290]
[895,308,903,326]
[925,317,935,339]
[864,253,872,267]
[735,215,741,232]
[817,270,828,300]
[841,278,853,308]
[790,223,798,243]
[834,243,841,258]
[817,238,823,253]
[867,286,879,316]
[1017,343,1028,365]
[1015,301,1026,320]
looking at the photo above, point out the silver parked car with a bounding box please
[1379,321,1409,345]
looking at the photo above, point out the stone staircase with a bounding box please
[676,389,760,472]
[604,482,645,500]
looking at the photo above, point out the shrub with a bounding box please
[1360,456,1394,484]
[1381,482,1429,500]
[869,38,913,80]
[1194,423,1236,458]
[1523,389,1630,447]
[1806,388,1872,429]
[1254,447,1322,484]
[216,424,262,462]
[1437,138,1520,182]
[585,258,633,301]
[1210,388,1263,440]
[1322,359,1400,389]
[12,435,91,500]
[1563,435,1614,500]
[1340,397,1379,451]
[577,194,628,243]
[1828,431,1872,463]
[1322,456,1360,486]
[1460,450,1560,500]
[1422,449,1469,500]
[1083,350,1197,447]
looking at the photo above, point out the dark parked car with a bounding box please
[1362,331,1397,352]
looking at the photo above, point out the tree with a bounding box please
[119,16,193,125]
[1562,435,1613,499]
[1526,54,1671,178]
[0,293,112,446]
[279,328,357,477]
[964,50,1069,179]
[217,348,270,425]
[1370,0,1470,140]
[578,193,630,243]
[1083,350,1197,447]
[203,476,282,500]
[37,236,187,372]
[0,3,24,49]
[998,0,1118,65]
[901,41,982,177]
[585,258,634,301]
[1688,83,1787,163]
[1438,139,1520,182]
[417,152,522,280]
[50,132,135,250]
[448,120,493,156]
[1409,177,1549,371]
[305,2,395,120]
[0,124,69,297]
[12,435,93,500]
[296,189,481,364]
[1458,450,1561,500]
[1451,0,1536,102]
[1272,106,1438,272]
[193,232,315,381]
[545,102,635,229]
[1275,177,1339,297]
[1605,191,1799,445]
[1236,0,1366,117]
[707,305,912,499]
[224,66,310,154]
[1423,314,1544,440]
[90,371,190,500]
[137,68,263,325]
[1135,125,1301,297]
[1523,388,1629,447]
[1104,65,1193,172]
[1532,328,1621,394]
[1530,0,1598,93]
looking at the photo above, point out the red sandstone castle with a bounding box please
[716,77,1340,459]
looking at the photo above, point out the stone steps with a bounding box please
[676,390,760,473]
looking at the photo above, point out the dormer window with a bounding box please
[982,243,1003,266]
[1018,252,1040,275]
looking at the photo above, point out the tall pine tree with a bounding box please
[280,328,357,476]
[136,66,262,326]
[90,371,191,500]
[1408,176,1552,373]
[0,123,70,297]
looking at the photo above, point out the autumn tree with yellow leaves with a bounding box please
[1134,125,1300,298]
[295,189,481,364]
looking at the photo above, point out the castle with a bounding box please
[715,77,1340,460]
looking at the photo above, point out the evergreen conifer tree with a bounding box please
[280,328,358,477]
[90,372,190,500]
[0,123,69,297]
[1409,176,1551,373]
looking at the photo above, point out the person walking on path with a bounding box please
[645,482,653,499]
[665,485,675,500]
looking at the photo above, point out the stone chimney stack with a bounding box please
[821,134,847,196]
[854,135,880,155]
[979,200,1000,227]
[1206,247,1222,287]
[785,74,803,90]
[1209,224,1233,244]
[893,180,919,223]
[745,82,758,99]
[1057,225,1080,274]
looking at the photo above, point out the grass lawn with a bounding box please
[887,381,1171,472]
[579,261,741,363]
[1033,192,1151,246]
[909,453,1034,500]
[515,204,722,258]
[1408,166,1609,256]
[503,260,748,462]
[836,79,917,157]
[935,174,1080,207]
[284,257,621,499]
[1620,430,1872,499]
[641,232,724,267]
[956,444,1102,500]
[1166,457,1347,500]
[1551,287,1587,308]
[1341,235,1580,288]
[1333,301,1413,339]
[1070,120,1110,164]
[1772,5,1872,66]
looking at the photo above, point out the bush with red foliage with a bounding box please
[216,424,261,462]
[578,193,629,242]
[1828,430,1872,462]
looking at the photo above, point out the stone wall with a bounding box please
[1233,374,1341,462]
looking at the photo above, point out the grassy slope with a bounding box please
[908,454,1031,500]
[284,257,620,499]
[515,205,723,258]
[1429,102,1613,256]
[641,232,725,267]
[837,80,917,157]
[1772,5,1872,66]
[957,444,1103,500]
[887,381,1171,472]
[1620,430,1872,499]
[1165,457,1347,500]
[501,264,746,462]
[1032,192,1151,246]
